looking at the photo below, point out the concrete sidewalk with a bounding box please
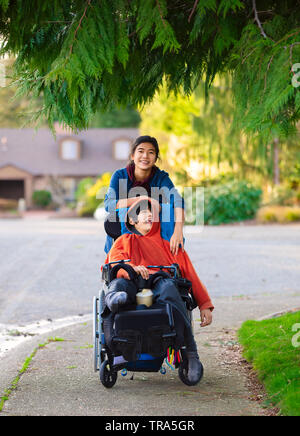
[1,293,299,416]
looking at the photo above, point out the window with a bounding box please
[113,139,131,160]
[60,138,81,160]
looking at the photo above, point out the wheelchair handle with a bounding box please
[146,263,180,278]
[109,263,138,283]
[107,259,131,265]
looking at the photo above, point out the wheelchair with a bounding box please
[93,259,204,388]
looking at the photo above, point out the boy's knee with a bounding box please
[155,277,179,294]
[108,277,137,302]
[108,278,128,292]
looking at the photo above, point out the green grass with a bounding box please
[0,337,65,412]
[238,312,300,416]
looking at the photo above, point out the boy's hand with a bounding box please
[200,309,212,327]
[132,265,149,280]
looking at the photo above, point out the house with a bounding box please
[0,126,139,208]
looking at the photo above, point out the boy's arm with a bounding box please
[116,195,161,212]
[176,250,214,313]
[105,236,136,279]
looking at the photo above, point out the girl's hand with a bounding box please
[200,309,213,327]
[132,265,149,280]
[170,228,184,255]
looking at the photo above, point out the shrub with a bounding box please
[285,208,300,222]
[265,184,298,207]
[76,172,111,217]
[32,190,52,208]
[256,206,300,223]
[77,204,96,217]
[203,180,262,225]
[75,177,94,201]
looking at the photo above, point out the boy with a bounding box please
[104,197,213,383]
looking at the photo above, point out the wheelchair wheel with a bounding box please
[178,361,204,386]
[93,296,99,372]
[100,360,118,388]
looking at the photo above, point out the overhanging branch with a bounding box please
[252,0,273,40]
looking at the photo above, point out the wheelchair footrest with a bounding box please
[112,337,131,345]
[112,329,142,362]
[162,332,176,339]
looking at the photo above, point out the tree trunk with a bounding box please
[273,137,280,185]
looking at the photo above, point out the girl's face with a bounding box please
[131,142,157,170]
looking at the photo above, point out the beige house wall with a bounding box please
[33,175,83,204]
[33,176,48,191]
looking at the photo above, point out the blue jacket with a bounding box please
[104,167,184,253]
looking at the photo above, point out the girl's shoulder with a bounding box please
[112,167,128,178]
[109,168,129,187]
[151,167,170,185]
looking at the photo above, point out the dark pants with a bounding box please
[105,277,197,351]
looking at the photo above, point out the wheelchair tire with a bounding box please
[98,289,106,364]
[93,296,99,372]
[178,361,204,386]
[100,360,118,388]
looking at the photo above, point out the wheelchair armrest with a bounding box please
[110,262,138,283]
[175,277,198,311]
[102,264,110,283]
[101,259,131,284]
[181,292,198,311]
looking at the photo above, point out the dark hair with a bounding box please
[127,199,151,231]
[130,135,160,163]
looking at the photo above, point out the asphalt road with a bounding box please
[0,218,299,325]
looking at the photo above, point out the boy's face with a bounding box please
[129,208,153,235]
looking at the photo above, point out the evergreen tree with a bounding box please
[0,0,299,140]
[141,76,300,186]
[89,104,141,128]
[0,58,45,127]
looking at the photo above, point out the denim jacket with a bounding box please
[104,167,184,253]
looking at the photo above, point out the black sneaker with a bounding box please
[186,351,202,384]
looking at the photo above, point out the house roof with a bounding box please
[0,128,139,177]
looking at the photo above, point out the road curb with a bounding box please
[257,306,300,321]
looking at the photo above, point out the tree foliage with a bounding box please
[0,0,299,139]
[230,6,300,141]
[140,76,300,186]
[0,58,46,127]
[89,104,141,127]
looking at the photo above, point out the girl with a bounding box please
[104,135,185,254]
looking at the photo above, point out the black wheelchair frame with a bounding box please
[93,259,203,388]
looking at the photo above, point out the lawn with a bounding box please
[238,311,300,416]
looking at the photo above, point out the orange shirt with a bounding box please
[105,198,214,312]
